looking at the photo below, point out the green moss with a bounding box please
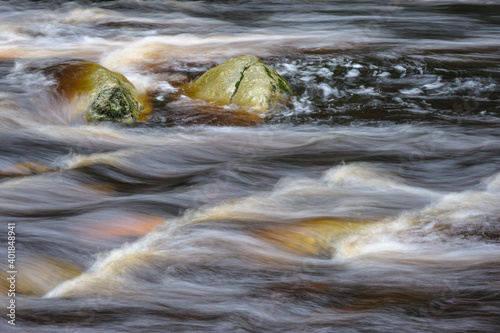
[276,72,293,95]
[262,65,292,96]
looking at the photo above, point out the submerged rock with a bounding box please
[0,161,57,177]
[255,218,372,258]
[0,255,82,296]
[53,60,150,123]
[186,56,292,113]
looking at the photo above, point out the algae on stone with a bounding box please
[186,56,292,113]
[53,60,150,123]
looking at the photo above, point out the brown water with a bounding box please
[1,0,500,332]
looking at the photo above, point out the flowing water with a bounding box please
[1,0,500,332]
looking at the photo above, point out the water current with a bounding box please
[1,0,499,332]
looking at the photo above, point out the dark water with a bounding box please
[1,0,500,332]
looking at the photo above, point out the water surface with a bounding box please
[1,1,499,332]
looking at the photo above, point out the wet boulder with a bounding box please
[53,60,150,123]
[186,56,292,113]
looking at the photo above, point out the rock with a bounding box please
[0,161,57,177]
[52,60,150,123]
[186,56,292,113]
[0,255,82,296]
[79,215,163,240]
[254,218,372,258]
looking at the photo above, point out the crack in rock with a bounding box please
[230,61,258,103]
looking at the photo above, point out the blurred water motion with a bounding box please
[1,0,500,332]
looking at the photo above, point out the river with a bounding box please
[1,0,499,332]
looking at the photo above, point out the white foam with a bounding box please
[393,65,406,73]
[346,69,360,78]
[323,163,441,197]
[484,172,500,192]
[350,86,379,95]
[399,88,423,95]
[420,190,500,224]
[63,8,127,24]
[318,83,338,99]
[422,77,444,90]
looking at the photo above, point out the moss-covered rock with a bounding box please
[186,56,292,113]
[53,60,150,123]
[0,161,57,177]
